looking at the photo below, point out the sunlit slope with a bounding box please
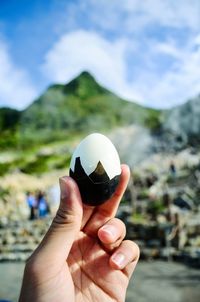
[20,71,161,143]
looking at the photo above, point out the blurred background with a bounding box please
[0,0,200,301]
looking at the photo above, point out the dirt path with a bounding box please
[127,261,200,302]
[0,261,200,302]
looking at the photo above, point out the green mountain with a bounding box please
[0,107,21,149]
[0,72,199,176]
[1,71,200,151]
[0,107,21,131]
[19,71,161,145]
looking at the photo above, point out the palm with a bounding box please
[67,231,128,302]
[53,167,132,302]
[45,230,128,302]
[19,166,138,302]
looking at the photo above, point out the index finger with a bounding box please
[83,164,130,236]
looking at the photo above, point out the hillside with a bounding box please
[0,71,199,151]
[0,107,21,131]
[0,107,21,149]
[19,72,161,145]
[0,71,163,175]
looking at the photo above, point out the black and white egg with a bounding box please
[69,133,121,206]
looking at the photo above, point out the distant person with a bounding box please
[26,192,37,220]
[169,160,176,178]
[37,191,49,218]
[19,165,140,302]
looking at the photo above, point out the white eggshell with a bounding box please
[70,133,121,180]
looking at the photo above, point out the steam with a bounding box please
[164,95,200,141]
[110,125,154,168]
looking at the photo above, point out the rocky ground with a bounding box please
[0,145,200,301]
[0,261,200,302]
[0,147,200,262]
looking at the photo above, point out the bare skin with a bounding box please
[19,165,140,302]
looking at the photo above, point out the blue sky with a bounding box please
[0,0,200,109]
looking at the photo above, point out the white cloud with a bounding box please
[42,30,143,101]
[37,0,200,108]
[132,36,200,108]
[74,0,200,34]
[124,0,200,30]
[0,0,199,110]
[0,39,37,109]
[42,29,200,108]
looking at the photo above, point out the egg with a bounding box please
[69,133,121,206]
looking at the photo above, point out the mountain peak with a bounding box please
[63,71,107,98]
[77,71,96,80]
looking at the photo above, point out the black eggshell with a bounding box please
[70,157,120,206]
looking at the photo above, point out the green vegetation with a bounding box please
[20,153,71,174]
[0,187,9,199]
[0,107,21,131]
[132,212,147,224]
[0,108,21,149]
[147,199,165,217]
[19,71,162,147]
[0,71,162,151]
[0,130,20,149]
[0,144,71,176]
[144,109,162,132]
[0,162,11,176]
[0,71,163,175]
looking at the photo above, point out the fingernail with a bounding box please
[100,225,117,238]
[59,177,68,200]
[112,253,125,268]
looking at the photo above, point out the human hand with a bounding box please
[19,165,140,302]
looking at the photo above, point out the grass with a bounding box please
[132,213,147,224]
[0,135,75,176]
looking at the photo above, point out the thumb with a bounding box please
[34,176,83,263]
